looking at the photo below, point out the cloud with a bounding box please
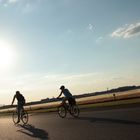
[96,36,103,43]
[44,72,99,80]
[0,0,40,13]
[0,0,19,7]
[8,0,18,4]
[0,0,19,6]
[111,22,140,38]
[1,0,18,7]
[22,3,34,13]
[87,24,94,31]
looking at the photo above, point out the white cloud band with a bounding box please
[111,22,140,38]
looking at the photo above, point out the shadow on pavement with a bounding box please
[17,124,49,140]
[69,117,140,126]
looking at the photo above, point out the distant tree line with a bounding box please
[73,85,140,98]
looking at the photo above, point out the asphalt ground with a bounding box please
[0,104,140,140]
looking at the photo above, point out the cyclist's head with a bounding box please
[60,85,65,90]
[16,91,20,95]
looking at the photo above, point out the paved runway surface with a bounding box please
[0,105,140,140]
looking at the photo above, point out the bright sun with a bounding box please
[0,40,16,70]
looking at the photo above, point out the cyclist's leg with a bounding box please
[68,97,76,114]
[18,102,24,121]
[68,97,76,106]
[17,103,21,122]
[21,104,24,116]
[62,97,68,108]
[72,97,76,105]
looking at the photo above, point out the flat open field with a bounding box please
[0,89,140,114]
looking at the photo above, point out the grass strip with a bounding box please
[1,97,140,116]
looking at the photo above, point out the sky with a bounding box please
[0,0,140,105]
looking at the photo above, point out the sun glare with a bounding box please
[0,40,17,71]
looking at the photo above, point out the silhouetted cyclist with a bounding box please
[57,85,76,106]
[11,91,25,123]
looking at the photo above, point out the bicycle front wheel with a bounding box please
[21,110,28,124]
[12,112,19,124]
[58,106,67,118]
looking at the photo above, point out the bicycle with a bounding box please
[57,98,80,118]
[12,107,28,124]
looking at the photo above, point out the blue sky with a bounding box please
[0,0,140,104]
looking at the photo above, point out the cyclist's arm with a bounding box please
[57,91,63,98]
[11,95,16,105]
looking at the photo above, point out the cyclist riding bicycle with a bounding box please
[11,91,25,123]
[57,85,76,107]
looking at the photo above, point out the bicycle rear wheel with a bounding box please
[58,106,67,118]
[70,105,80,118]
[12,112,19,124]
[21,110,28,124]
